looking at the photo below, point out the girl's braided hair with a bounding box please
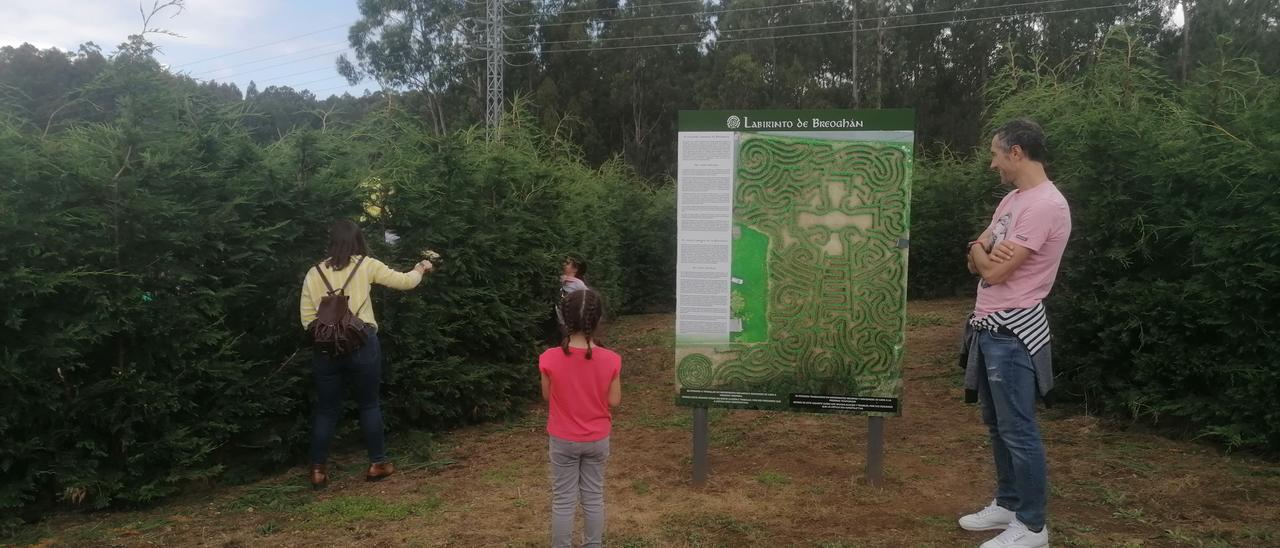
[560,288,603,359]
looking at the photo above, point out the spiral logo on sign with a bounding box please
[726,115,742,129]
[677,353,714,388]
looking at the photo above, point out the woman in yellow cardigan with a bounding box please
[299,219,432,488]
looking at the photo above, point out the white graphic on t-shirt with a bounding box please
[990,213,1011,247]
[981,213,1012,289]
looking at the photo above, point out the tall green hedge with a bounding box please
[907,151,999,298]
[0,42,674,528]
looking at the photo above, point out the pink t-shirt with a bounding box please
[539,346,621,442]
[974,181,1072,318]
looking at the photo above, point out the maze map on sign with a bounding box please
[677,132,912,413]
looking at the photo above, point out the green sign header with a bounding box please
[679,109,915,132]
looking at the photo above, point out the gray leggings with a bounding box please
[549,435,610,548]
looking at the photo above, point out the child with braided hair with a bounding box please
[538,288,621,548]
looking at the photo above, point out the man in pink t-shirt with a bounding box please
[972,181,1071,319]
[957,119,1070,548]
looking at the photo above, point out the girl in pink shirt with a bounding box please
[539,288,621,548]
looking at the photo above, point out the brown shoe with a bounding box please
[310,464,328,489]
[366,461,395,482]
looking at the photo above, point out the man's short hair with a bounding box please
[994,118,1047,163]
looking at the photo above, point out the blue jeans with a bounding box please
[309,328,387,465]
[977,329,1047,530]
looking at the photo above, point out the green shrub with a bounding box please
[0,43,673,527]
[908,151,997,298]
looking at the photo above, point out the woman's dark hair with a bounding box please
[566,256,587,279]
[325,219,369,270]
[561,288,604,359]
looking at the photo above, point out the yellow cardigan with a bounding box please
[299,256,422,329]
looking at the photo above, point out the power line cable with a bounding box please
[198,48,352,81]
[189,41,349,76]
[503,0,1081,30]
[531,0,708,17]
[170,23,349,67]
[508,3,1135,54]
[251,65,346,86]
[509,0,1102,47]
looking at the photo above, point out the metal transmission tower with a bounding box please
[485,0,504,140]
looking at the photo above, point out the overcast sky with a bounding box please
[0,0,1188,100]
[0,0,378,98]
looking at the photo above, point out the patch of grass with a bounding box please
[625,407,730,430]
[294,495,442,525]
[256,521,280,536]
[906,312,948,328]
[631,479,651,495]
[1048,483,1068,498]
[1112,506,1153,524]
[69,522,122,544]
[1105,454,1157,477]
[918,515,953,529]
[8,514,159,546]
[927,353,953,367]
[0,517,24,540]
[481,462,523,483]
[224,484,308,512]
[611,536,659,548]
[755,471,790,487]
[1106,439,1158,455]
[661,512,764,545]
[806,483,831,496]
[497,412,543,433]
[1056,535,1098,547]
[1162,528,1200,545]
[920,454,944,466]
[1056,519,1097,534]
[1100,486,1128,508]
[620,412,690,429]
[42,516,172,544]
[2,524,59,546]
[389,430,456,473]
[1229,463,1280,480]
[1161,528,1254,548]
[711,427,746,448]
[1239,527,1280,543]
[626,329,673,348]
[110,517,170,535]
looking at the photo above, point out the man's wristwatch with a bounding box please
[967,240,987,253]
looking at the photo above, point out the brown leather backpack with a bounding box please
[307,256,368,356]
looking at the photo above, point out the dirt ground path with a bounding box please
[10,299,1280,547]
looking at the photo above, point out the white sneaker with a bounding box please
[959,499,1016,532]
[980,519,1048,548]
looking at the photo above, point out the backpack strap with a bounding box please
[314,256,366,296]
[338,256,366,294]
[314,264,336,295]
[351,266,371,325]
